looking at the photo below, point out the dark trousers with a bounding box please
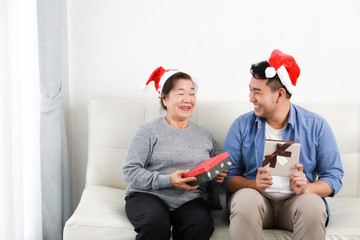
[125,192,214,240]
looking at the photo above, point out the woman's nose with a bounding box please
[183,93,191,103]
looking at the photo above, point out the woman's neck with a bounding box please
[165,115,189,129]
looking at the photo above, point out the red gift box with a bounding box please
[182,152,232,185]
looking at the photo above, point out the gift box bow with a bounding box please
[262,142,293,168]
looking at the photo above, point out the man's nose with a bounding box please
[249,91,255,102]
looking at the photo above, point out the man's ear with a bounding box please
[277,88,287,102]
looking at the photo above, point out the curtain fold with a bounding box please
[37,0,72,239]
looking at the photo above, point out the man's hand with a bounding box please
[170,170,199,191]
[214,169,228,183]
[255,167,273,192]
[290,163,307,195]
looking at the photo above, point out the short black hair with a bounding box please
[250,61,292,99]
[160,72,197,110]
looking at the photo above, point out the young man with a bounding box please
[222,49,343,240]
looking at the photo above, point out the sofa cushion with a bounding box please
[64,186,360,240]
[63,186,136,240]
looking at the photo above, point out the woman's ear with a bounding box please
[161,93,167,107]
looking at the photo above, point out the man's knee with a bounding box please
[228,189,266,240]
[230,188,265,214]
[290,193,327,239]
[293,193,327,225]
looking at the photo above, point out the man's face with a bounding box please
[249,77,278,118]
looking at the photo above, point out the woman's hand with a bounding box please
[214,169,228,183]
[170,170,199,191]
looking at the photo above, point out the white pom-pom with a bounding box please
[265,67,276,78]
[140,84,148,91]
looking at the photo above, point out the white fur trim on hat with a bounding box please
[158,70,179,95]
[276,65,296,94]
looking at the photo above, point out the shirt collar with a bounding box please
[255,115,265,129]
[254,103,296,129]
[287,103,296,129]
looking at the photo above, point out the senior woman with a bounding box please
[122,66,226,240]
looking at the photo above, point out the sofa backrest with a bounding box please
[87,99,360,197]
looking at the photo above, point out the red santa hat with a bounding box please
[265,49,300,94]
[142,66,179,98]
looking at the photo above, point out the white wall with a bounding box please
[66,0,360,208]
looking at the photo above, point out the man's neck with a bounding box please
[266,101,291,130]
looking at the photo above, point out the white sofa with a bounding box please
[64,99,360,240]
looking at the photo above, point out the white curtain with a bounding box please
[0,0,43,239]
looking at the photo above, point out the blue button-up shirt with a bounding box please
[222,103,343,225]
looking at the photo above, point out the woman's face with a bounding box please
[162,78,196,122]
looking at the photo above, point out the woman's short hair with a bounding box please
[160,72,197,110]
[250,61,292,99]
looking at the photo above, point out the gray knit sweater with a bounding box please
[122,117,216,210]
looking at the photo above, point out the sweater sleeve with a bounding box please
[122,126,172,190]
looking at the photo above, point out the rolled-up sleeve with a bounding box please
[222,120,243,193]
[316,120,344,196]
